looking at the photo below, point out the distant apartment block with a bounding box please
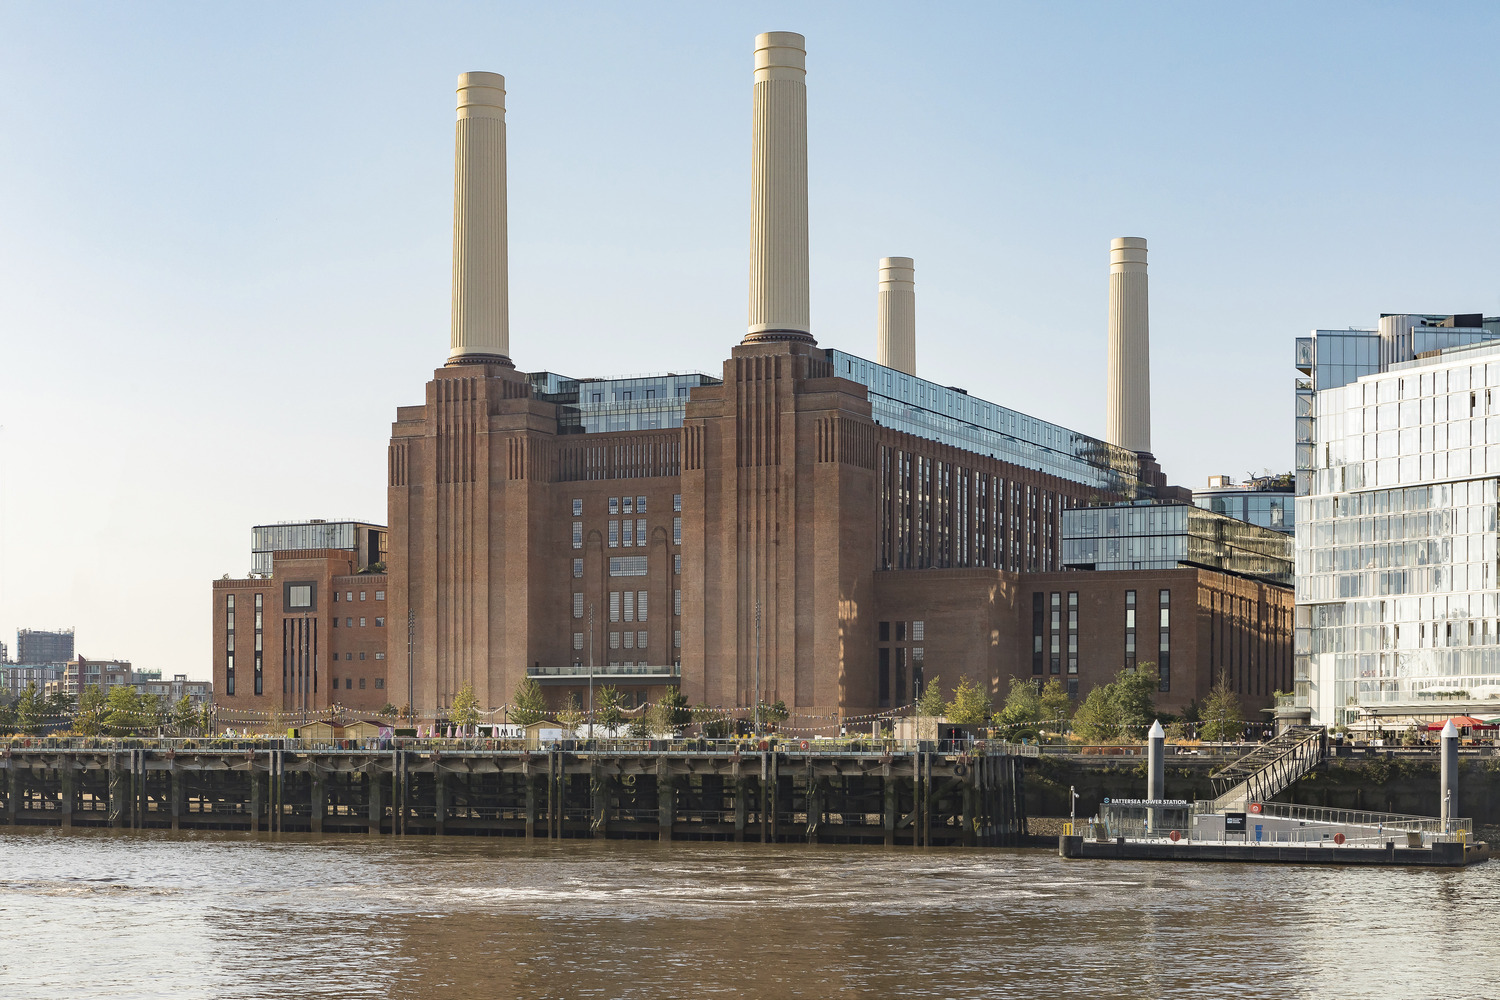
[17,628,74,666]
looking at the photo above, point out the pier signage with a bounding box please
[1103,798,1190,807]
[1224,812,1247,833]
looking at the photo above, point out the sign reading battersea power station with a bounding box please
[214,33,1295,727]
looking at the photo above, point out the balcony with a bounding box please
[527,664,682,685]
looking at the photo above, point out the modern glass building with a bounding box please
[1295,315,1500,724]
[251,520,387,577]
[1194,474,1295,534]
[531,353,1150,498]
[1062,502,1293,586]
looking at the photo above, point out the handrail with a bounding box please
[0,735,1036,757]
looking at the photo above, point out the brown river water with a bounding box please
[0,828,1495,999]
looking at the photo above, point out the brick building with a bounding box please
[213,545,391,721]
[212,36,1292,727]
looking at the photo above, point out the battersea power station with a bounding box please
[212,33,1295,728]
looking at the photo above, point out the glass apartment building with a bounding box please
[1295,315,1500,724]
[1194,475,1295,534]
[1062,502,1293,586]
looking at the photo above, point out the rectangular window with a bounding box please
[375,617,384,627]
[674,630,682,648]
[610,592,621,622]
[359,677,366,688]
[610,631,620,649]
[624,631,635,648]
[879,647,891,707]
[636,518,646,546]
[674,589,681,616]
[376,591,385,601]
[375,652,385,660]
[332,617,338,628]
[623,496,634,515]
[359,617,366,627]
[288,585,312,609]
[637,496,646,513]
[609,556,648,576]
[572,498,583,516]
[624,591,635,622]
[622,519,633,546]
[912,620,925,642]
[1160,608,1170,628]
[637,630,647,649]
[673,517,682,545]
[895,647,907,703]
[674,554,681,575]
[573,593,584,618]
[608,521,619,547]
[346,592,353,602]
[673,494,682,512]
[574,632,584,650]
[572,522,583,549]
[1031,593,1043,675]
[573,558,583,579]
[637,591,648,621]
[359,591,366,601]
[609,497,619,515]
[376,677,385,688]
[227,595,236,612]
[333,592,339,602]
[346,617,354,627]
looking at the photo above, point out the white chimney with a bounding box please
[744,32,812,344]
[448,72,511,365]
[876,257,915,375]
[1106,236,1150,453]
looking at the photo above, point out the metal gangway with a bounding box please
[1209,725,1327,811]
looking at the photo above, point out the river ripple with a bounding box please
[0,828,1494,999]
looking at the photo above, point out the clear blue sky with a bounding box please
[2,3,1497,679]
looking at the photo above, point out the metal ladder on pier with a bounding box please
[1209,725,1327,811]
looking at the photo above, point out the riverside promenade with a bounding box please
[0,737,1035,846]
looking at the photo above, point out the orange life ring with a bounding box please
[800,740,809,750]
[1249,802,1263,814]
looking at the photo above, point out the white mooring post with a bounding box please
[1440,720,1459,833]
[1147,720,1165,834]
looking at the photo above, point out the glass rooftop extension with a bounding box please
[526,351,1145,497]
[825,350,1144,496]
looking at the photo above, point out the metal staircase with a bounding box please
[1209,725,1327,811]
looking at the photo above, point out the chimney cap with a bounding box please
[755,31,806,73]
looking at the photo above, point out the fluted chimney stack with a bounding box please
[447,71,511,366]
[744,31,813,345]
[876,257,915,375]
[1106,236,1150,453]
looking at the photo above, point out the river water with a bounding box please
[0,828,1493,999]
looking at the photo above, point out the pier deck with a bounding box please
[1059,834,1489,867]
[0,740,1031,846]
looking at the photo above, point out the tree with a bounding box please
[75,685,109,736]
[139,693,167,733]
[1113,665,1158,739]
[378,703,399,717]
[757,699,789,732]
[626,711,652,738]
[994,678,1043,738]
[916,675,945,716]
[597,686,625,734]
[15,683,44,735]
[104,685,146,735]
[450,682,482,728]
[511,676,547,726]
[1071,683,1122,743]
[169,695,198,735]
[556,693,585,733]
[1199,670,1245,742]
[655,686,691,733]
[1039,678,1073,730]
[945,675,992,725]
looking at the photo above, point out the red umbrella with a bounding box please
[1425,716,1494,731]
